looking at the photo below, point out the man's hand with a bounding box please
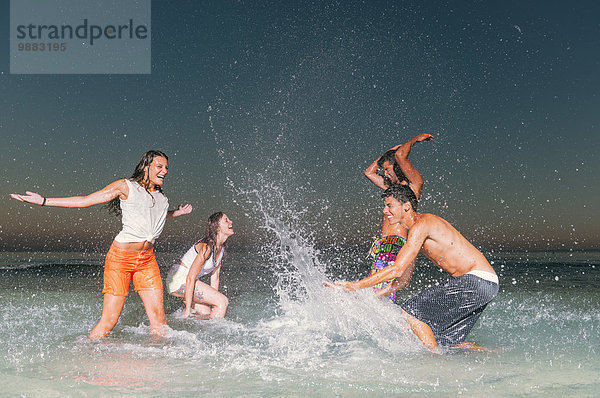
[322,280,357,292]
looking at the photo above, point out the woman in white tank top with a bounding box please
[167,212,234,319]
[11,151,192,339]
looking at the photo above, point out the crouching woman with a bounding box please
[167,212,234,319]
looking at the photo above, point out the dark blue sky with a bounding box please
[1,0,599,252]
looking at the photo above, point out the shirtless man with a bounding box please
[363,133,433,301]
[331,184,499,349]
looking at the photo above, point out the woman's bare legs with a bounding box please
[89,294,127,339]
[138,289,168,336]
[192,303,212,319]
[191,281,229,318]
[171,280,229,319]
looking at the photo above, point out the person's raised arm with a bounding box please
[395,133,433,199]
[167,204,193,220]
[10,179,128,208]
[364,144,401,190]
[334,222,427,291]
[182,243,211,318]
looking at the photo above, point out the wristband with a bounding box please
[41,197,47,206]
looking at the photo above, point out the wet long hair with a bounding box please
[198,212,226,260]
[106,150,168,216]
[377,149,408,186]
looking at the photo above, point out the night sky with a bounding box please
[1,0,599,252]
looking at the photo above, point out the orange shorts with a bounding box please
[102,244,163,297]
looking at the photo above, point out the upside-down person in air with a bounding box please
[363,133,433,302]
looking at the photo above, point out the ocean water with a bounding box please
[1,240,599,396]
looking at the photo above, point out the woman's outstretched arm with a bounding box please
[11,179,128,208]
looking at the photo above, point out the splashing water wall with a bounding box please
[203,89,600,395]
